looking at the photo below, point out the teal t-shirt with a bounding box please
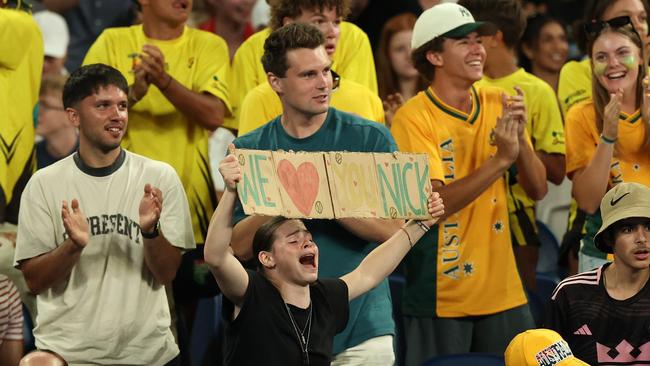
[233,108,397,354]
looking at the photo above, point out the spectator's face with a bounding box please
[263,219,319,285]
[591,31,641,94]
[144,0,192,26]
[435,32,486,83]
[37,90,70,137]
[611,218,650,270]
[270,46,333,119]
[530,22,568,74]
[286,6,341,56]
[68,85,128,153]
[207,0,254,26]
[389,30,418,80]
[43,56,66,77]
[603,0,648,37]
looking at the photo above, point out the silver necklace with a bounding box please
[284,302,312,365]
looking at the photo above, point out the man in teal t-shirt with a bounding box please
[229,23,402,365]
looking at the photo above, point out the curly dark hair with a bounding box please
[268,0,350,30]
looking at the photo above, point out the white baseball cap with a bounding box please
[411,3,496,49]
[34,10,70,59]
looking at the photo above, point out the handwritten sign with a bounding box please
[234,149,432,219]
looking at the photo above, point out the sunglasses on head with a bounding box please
[584,16,633,36]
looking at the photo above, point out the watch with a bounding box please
[141,222,160,239]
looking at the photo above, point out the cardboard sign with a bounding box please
[234,149,432,219]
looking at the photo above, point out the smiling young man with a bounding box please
[82,0,232,341]
[548,182,650,365]
[13,64,194,366]
[230,23,403,365]
[390,3,546,364]
[459,0,566,291]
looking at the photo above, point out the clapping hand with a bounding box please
[493,93,520,165]
[139,184,163,234]
[603,89,623,142]
[140,44,171,90]
[383,93,406,128]
[61,199,89,249]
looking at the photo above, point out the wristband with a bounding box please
[141,222,160,239]
[416,221,430,233]
[400,227,414,248]
[600,134,617,144]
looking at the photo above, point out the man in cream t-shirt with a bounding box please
[14,64,194,366]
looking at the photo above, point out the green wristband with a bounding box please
[600,134,617,144]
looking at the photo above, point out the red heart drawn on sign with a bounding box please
[277,159,320,216]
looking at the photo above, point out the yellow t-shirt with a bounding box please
[0,9,42,223]
[83,25,232,243]
[391,85,527,317]
[476,68,565,214]
[558,58,592,116]
[227,22,377,130]
[565,100,650,186]
[237,78,384,135]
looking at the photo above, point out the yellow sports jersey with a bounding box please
[565,100,650,186]
[391,85,527,317]
[227,21,377,130]
[83,25,232,243]
[0,9,42,224]
[477,68,565,215]
[558,58,592,116]
[238,77,384,135]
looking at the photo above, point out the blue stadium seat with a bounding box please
[536,220,561,279]
[527,289,546,327]
[421,353,505,366]
[190,295,222,366]
[23,304,35,353]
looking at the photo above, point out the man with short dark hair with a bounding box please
[14,64,195,365]
[391,3,546,364]
[231,22,402,365]
[548,182,650,365]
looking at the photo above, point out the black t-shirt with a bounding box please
[547,263,650,365]
[222,270,349,366]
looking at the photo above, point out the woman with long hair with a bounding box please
[566,20,650,272]
[375,13,428,127]
[556,0,650,275]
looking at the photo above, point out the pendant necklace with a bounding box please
[285,302,312,365]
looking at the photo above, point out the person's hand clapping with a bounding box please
[61,199,89,249]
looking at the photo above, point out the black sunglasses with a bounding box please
[584,16,633,36]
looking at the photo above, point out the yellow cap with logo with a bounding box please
[505,329,589,366]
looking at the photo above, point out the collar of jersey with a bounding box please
[618,109,641,124]
[424,86,481,124]
[73,149,126,177]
